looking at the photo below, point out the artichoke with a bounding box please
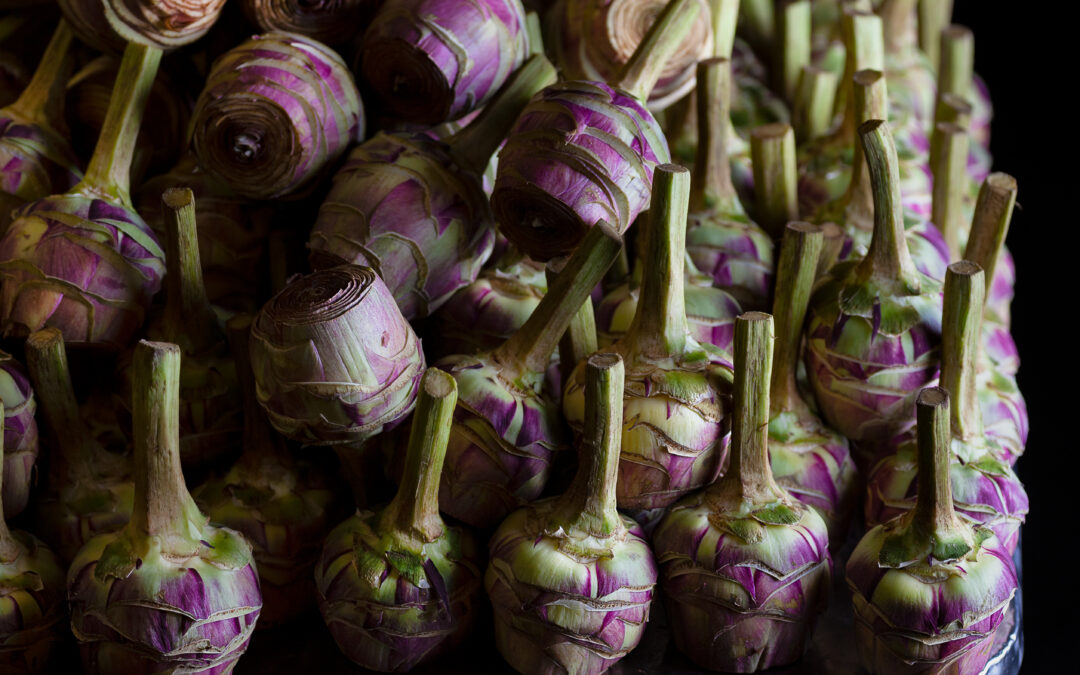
[315,368,483,671]
[487,352,657,675]
[432,222,622,528]
[847,387,1018,675]
[249,264,426,446]
[866,262,1028,553]
[240,0,380,46]
[0,42,166,349]
[59,0,227,52]
[310,55,557,320]
[0,20,82,228]
[26,328,133,563]
[804,120,943,447]
[549,0,713,111]
[359,0,529,125]
[685,56,774,310]
[491,0,701,260]
[193,314,348,628]
[191,32,365,200]
[653,313,831,672]
[563,165,734,509]
[0,350,36,519]
[68,341,262,673]
[768,222,857,546]
[0,413,65,675]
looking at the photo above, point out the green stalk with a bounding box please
[918,0,954,71]
[940,262,984,442]
[24,328,92,486]
[6,19,74,127]
[130,340,204,547]
[775,0,811,104]
[0,401,17,562]
[495,222,622,377]
[934,93,972,128]
[837,10,884,134]
[624,164,691,358]
[161,188,219,352]
[880,0,917,55]
[938,25,973,100]
[614,0,702,99]
[963,173,1017,296]
[769,223,823,414]
[840,69,888,232]
[793,65,838,143]
[855,120,918,286]
[709,0,741,59]
[525,10,544,56]
[930,122,969,259]
[379,369,457,548]
[447,54,556,176]
[690,58,739,213]
[738,0,773,55]
[548,353,625,537]
[75,42,162,206]
[750,123,798,238]
[547,260,598,387]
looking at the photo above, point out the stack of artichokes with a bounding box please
[0,1,1028,673]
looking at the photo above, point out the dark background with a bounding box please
[952,2,1075,672]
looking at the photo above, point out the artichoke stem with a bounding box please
[793,65,837,143]
[495,222,621,377]
[0,401,18,562]
[227,315,292,478]
[547,259,598,386]
[930,122,969,259]
[380,369,457,546]
[750,123,798,239]
[775,1,811,104]
[933,93,972,135]
[446,54,556,177]
[855,120,919,286]
[131,341,204,545]
[880,0,917,55]
[525,10,544,56]
[938,25,974,100]
[25,328,90,485]
[709,0,740,59]
[941,262,985,442]
[738,0,774,55]
[6,19,74,127]
[918,0,954,71]
[690,58,739,213]
[625,165,691,358]
[162,188,219,352]
[837,10,884,138]
[963,173,1017,298]
[77,42,162,206]
[769,223,823,415]
[841,69,888,231]
[549,353,625,537]
[614,0,701,100]
[907,388,971,555]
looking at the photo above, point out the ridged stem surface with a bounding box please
[963,173,1017,297]
[769,223,822,413]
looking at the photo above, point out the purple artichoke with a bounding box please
[487,353,657,675]
[0,42,166,349]
[67,341,262,674]
[240,0,381,46]
[360,0,528,125]
[654,313,831,672]
[0,350,36,519]
[432,223,622,528]
[191,32,365,200]
[491,0,701,260]
[310,55,556,320]
[564,165,733,509]
[193,315,348,628]
[26,328,133,563]
[315,369,482,671]
[804,120,943,446]
[847,387,1017,675]
[249,265,426,446]
[59,0,228,52]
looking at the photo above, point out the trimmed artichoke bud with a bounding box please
[58,0,227,52]
[0,350,36,519]
[804,120,943,445]
[564,165,733,509]
[315,369,482,671]
[550,0,712,111]
[686,57,773,310]
[433,222,623,528]
[654,313,831,672]
[250,265,426,446]
[191,32,365,200]
[68,341,262,673]
[847,387,1018,675]
[0,409,66,675]
[0,43,166,349]
[487,353,657,675]
[194,315,348,628]
[360,0,528,125]
[310,55,557,320]
[241,0,380,46]
[768,223,857,546]
[492,0,701,260]
[866,263,1028,553]
[26,328,133,563]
